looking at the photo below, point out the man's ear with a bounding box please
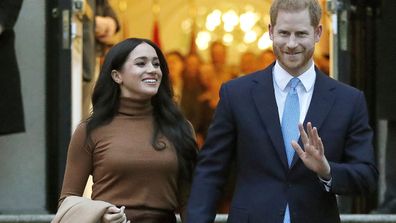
[111,70,122,84]
[269,24,274,40]
[315,24,323,43]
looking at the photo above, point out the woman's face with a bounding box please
[113,43,163,100]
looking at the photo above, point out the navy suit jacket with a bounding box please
[186,64,378,223]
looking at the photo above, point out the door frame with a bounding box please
[45,0,72,212]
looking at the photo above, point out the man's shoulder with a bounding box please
[225,68,270,88]
[317,72,362,95]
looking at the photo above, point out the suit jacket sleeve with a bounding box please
[186,84,236,223]
[0,0,23,30]
[330,91,378,195]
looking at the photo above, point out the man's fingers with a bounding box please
[311,126,324,155]
[311,127,319,149]
[298,123,309,145]
[307,122,314,144]
[317,136,325,156]
[292,140,305,158]
[297,122,326,159]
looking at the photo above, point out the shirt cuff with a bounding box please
[318,176,332,192]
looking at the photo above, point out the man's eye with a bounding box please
[136,62,145,66]
[279,31,288,36]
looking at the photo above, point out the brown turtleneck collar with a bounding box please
[118,97,153,116]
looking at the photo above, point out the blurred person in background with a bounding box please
[239,51,258,76]
[210,41,236,83]
[181,53,204,146]
[165,51,185,104]
[256,48,276,71]
[82,0,120,119]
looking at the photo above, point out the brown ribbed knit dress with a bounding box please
[60,97,185,222]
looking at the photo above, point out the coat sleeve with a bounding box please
[186,84,237,223]
[0,0,23,30]
[329,91,378,195]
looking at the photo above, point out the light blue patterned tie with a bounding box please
[282,77,300,223]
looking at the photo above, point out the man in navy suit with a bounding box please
[186,0,378,222]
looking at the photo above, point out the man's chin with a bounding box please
[283,61,301,69]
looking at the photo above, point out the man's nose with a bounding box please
[286,35,298,48]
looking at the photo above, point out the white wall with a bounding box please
[0,0,47,213]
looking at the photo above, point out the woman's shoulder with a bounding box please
[68,121,92,152]
[72,121,88,137]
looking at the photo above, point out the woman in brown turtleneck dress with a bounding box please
[58,38,198,223]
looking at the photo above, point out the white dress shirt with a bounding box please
[273,61,316,124]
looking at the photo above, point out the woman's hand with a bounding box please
[102,206,130,223]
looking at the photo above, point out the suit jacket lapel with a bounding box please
[251,65,289,170]
[290,68,336,168]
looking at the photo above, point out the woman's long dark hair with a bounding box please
[86,38,198,182]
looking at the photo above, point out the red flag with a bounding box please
[152,19,161,48]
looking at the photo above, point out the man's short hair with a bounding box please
[270,0,322,27]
